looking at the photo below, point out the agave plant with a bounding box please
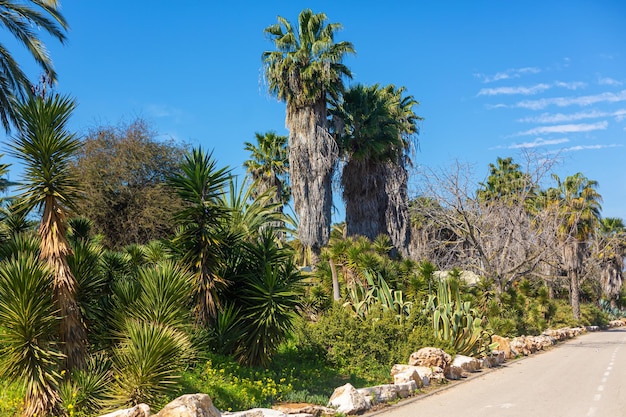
[425,277,493,356]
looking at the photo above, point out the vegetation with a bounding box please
[0,6,624,417]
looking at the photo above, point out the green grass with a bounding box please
[0,381,23,416]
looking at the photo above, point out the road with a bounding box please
[377,329,626,417]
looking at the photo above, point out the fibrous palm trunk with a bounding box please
[39,196,87,369]
[563,239,584,320]
[287,101,337,265]
[383,159,411,257]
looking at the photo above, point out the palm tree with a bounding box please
[331,84,420,255]
[244,131,290,207]
[168,147,231,325]
[597,217,625,307]
[0,1,68,131]
[263,9,355,264]
[9,93,87,368]
[550,173,602,320]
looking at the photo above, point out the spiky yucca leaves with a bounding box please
[233,232,304,366]
[0,254,63,417]
[107,261,194,407]
[0,1,68,131]
[263,9,354,263]
[9,94,87,369]
[58,354,111,416]
[168,147,232,324]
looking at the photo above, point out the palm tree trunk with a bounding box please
[39,198,87,369]
[570,269,581,320]
[330,257,340,301]
[343,158,386,241]
[384,160,411,257]
[287,101,337,264]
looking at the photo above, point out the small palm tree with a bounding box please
[9,93,87,368]
[244,131,290,206]
[168,147,231,324]
[263,9,355,264]
[0,1,68,131]
[550,173,602,320]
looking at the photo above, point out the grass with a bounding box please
[0,381,24,416]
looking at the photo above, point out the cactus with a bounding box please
[426,278,493,356]
[343,270,413,321]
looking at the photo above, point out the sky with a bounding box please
[2,1,625,220]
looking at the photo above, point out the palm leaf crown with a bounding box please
[263,8,355,109]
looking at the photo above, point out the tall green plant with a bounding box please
[0,255,63,417]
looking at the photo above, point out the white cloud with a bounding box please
[509,137,570,149]
[516,90,626,110]
[515,121,608,136]
[553,81,586,90]
[561,144,623,152]
[475,67,541,83]
[518,109,626,123]
[478,84,550,96]
[598,77,623,86]
[145,104,183,119]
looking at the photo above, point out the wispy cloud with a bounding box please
[561,144,623,152]
[515,90,626,110]
[474,67,541,83]
[598,77,623,86]
[515,121,608,136]
[518,109,626,123]
[478,81,586,97]
[478,84,550,96]
[508,137,570,149]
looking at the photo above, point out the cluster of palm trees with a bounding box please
[263,9,421,263]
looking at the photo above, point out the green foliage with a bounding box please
[0,254,62,416]
[58,355,111,417]
[425,278,492,356]
[343,270,412,321]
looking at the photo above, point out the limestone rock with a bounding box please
[271,403,334,417]
[443,365,463,380]
[390,364,432,386]
[451,355,480,373]
[100,404,150,417]
[357,384,399,404]
[408,348,451,369]
[491,335,512,359]
[223,409,289,417]
[155,394,220,417]
[491,350,506,365]
[328,383,371,415]
[394,381,418,398]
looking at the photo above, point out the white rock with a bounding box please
[224,409,288,417]
[155,394,220,417]
[394,381,418,398]
[444,365,463,380]
[328,383,371,415]
[100,404,150,417]
[390,364,432,386]
[357,384,399,404]
[451,355,480,373]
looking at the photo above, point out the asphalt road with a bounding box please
[377,329,626,417]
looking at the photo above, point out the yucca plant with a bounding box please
[58,354,111,416]
[0,254,63,417]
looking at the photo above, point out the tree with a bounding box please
[70,119,186,249]
[331,84,420,255]
[244,131,290,207]
[9,94,87,369]
[477,157,537,205]
[596,217,625,307]
[549,173,602,320]
[168,147,231,325]
[263,9,355,264]
[0,0,68,131]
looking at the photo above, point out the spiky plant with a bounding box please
[9,94,87,369]
[0,254,63,417]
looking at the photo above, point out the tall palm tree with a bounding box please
[244,131,290,207]
[597,217,625,307]
[0,0,68,131]
[168,147,231,325]
[331,83,420,255]
[9,93,87,369]
[263,9,355,264]
[550,173,602,320]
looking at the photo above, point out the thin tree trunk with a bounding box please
[570,269,581,321]
[330,258,340,301]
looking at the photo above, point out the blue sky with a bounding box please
[2,1,626,220]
